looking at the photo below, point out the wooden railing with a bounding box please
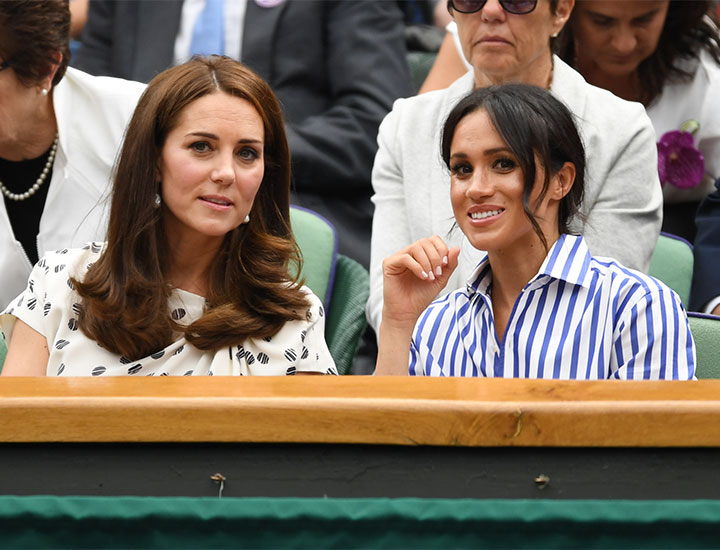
[2,377,720,446]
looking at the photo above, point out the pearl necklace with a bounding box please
[0,134,59,201]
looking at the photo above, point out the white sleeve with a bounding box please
[295,291,338,375]
[0,251,63,346]
[581,105,663,273]
[367,102,415,335]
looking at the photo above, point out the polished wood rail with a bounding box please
[1,377,719,446]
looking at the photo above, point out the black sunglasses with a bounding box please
[449,0,538,15]
[0,60,10,72]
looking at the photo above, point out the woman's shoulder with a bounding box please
[588,254,678,302]
[58,67,146,105]
[383,72,473,132]
[25,243,106,299]
[36,243,105,276]
[296,285,326,323]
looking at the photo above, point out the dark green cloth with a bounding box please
[1,496,720,548]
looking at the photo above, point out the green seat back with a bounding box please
[326,254,369,375]
[688,313,720,379]
[406,51,437,93]
[289,206,337,306]
[649,233,693,306]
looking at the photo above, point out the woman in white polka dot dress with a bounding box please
[1,56,337,377]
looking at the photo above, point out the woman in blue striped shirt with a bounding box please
[376,84,695,379]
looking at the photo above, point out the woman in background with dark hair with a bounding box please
[376,84,694,379]
[557,0,720,240]
[0,0,144,309]
[1,56,336,377]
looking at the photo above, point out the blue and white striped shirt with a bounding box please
[409,235,695,379]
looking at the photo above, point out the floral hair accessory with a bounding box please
[657,120,705,189]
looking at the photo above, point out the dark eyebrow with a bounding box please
[450,147,513,160]
[186,131,262,144]
[483,147,513,156]
[631,8,662,22]
[585,10,615,21]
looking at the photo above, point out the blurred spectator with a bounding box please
[0,0,144,309]
[691,178,720,313]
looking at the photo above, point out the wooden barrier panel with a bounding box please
[1,377,720,446]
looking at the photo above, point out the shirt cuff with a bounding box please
[703,295,720,315]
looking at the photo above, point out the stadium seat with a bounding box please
[687,312,720,379]
[649,232,693,306]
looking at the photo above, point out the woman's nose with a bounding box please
[480,0,506,21]
[210,153,235,185]
[466,171,493,198]
[611,28,638,55]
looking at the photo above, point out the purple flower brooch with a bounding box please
[657,120,705,189]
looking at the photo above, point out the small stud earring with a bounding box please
[551,32,559,38]
[243,214,250,224]
[154,193,162,208]
[41,88,49,96]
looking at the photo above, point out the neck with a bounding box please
[576,57,642,103]
[0,96,57,161]
[166,232,224,296]
[474,51,554,89]
[487,231,560,310]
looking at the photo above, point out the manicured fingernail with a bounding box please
[435,266,442,276]
[442,256,448,265]
[421,271,428,279]
[428,271,435,281]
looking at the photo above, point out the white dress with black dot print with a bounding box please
[0,244,338,377]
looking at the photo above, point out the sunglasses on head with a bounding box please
[449,0,538,15]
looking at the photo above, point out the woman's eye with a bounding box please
[493,157,516,171]
[190,141,211,153]
[238,147,259,161]
[632,15,655,27]
[450,163,472,177]
[589,16,613,27]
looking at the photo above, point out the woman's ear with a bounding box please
[552,0,574,35]
[40,51,62,92]
[551,162,576,200]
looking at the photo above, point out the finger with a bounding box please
[383,251,432,282]
[416,238,445,281]
[435,245,461,286]
[401,240,435,280]
[447,245,460,270]
[428,235,451,276]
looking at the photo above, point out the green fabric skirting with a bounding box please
[1,496,719,549]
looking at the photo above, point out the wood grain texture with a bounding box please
[1,377,719,446]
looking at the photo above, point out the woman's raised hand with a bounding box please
[376,237,460,375]
[381,236,460,328]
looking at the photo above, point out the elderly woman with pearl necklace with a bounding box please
[0,0,144,309]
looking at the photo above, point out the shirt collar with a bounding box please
[464,234,594,296]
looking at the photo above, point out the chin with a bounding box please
[600,62,639,78]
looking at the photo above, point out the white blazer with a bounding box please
[0,67,145,308]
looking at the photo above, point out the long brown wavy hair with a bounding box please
[73,56,309,360]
